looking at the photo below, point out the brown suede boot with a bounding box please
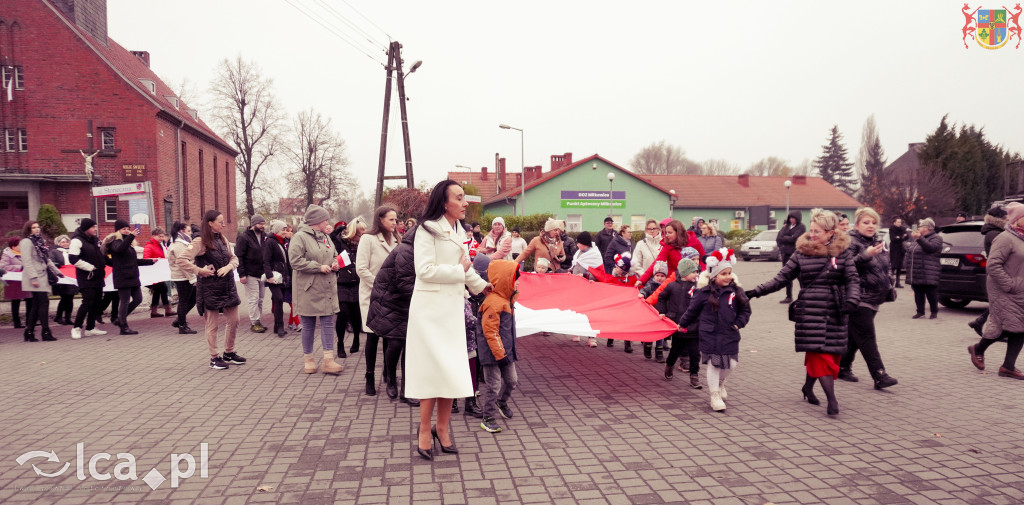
[303,354,317,374]
[164,304,177,317]
[150,306,163,318]
[322,351,343,375]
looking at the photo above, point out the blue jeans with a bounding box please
[300,315,335,354]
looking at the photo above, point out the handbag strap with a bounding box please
[801,258,834,292]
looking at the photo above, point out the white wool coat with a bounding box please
[357,232,397,333]
[404,217,489,399]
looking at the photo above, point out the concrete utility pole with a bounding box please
[375,41,420,207]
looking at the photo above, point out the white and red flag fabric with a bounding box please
[3,260,172,291]
[514,272,677,342]
[337,250,352,268]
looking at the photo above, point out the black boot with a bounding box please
[399,379,419,406]
[451,398,459,413]
[349,334,360,354]
[872,369,899,390]
[336,343,347,359]
[41,328,57,341]
[24,328,38,342]
[643,343,652,359]
[463,396,483,418]
[623,341,633,353]
[819,376,839,416]
[364,372,376,396]
[120,325,138,335]
[385,374,398,400]
[837,367,859,382]
[655,348,665,363]
[178,325,198,335]
[606,338,614,348]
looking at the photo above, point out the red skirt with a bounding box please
[804,352,840,378]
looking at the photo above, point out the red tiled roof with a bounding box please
[641,174,862,209]
[46,2,236,155]
[482,154,675,205]
[448,170,521,201]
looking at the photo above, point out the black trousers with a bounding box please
[383,337,405,385]
[73,286,103,330]
[911,285,938,315]
[976,331,1024,370]
[11,298,29,326]
[117,287,143,326]
[665,334,700,374]
[268,284,286,332]
[174,281,196,328]
[364,333,388,376]
[55,293,75,321]
[335,295,361,348]
[149,282,170,306]
[25,291,50,331]
[781,251,794,298]
[839,306,885,375]
[100,291,119,318]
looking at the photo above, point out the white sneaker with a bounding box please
[71,327,82,339]
[587,337,597,347]
[710,390,726,412]
[85,328,108,336]
[572,335,580,342]
[719,383,728,400]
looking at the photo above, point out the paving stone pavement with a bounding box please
[0,261,1023,505]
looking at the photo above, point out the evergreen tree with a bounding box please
[918,115,1012,215]
[859,122,887,211]
[814,125,857,194]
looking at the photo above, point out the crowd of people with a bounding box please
[3,181,1023,460]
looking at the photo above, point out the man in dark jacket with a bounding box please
[559,229,577,272]
[104,219,156,335]
[68,218,108,339]
[888,217,908,287]
[775,210,805,303]
[235,214,268,333]
[602,230,633,274]
[594,217,617,256]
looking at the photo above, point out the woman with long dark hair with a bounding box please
[748,208,860,417]
[357,206,399,395]
[167,221,198,334]
[405,180,492,460]
[19,221,63,341]
[176,210,247,370]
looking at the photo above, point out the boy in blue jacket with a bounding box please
[477,260,520,433]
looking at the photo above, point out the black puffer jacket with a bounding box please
[889,224,908,267]
[560,232,578,271]
[776,210,805,257]
[981,214,1006,255]
[102,232,155,289]
[195,236,241,311]
[335,236,360,303]
[234,228,266,279]
[262,235,292,288]
[905,232,943,286]
[751,232,860,354]
[677,276,751,356]
[365,225,417,340]
[656,277,700,337]
[602,234,632,273]
[848,230,893,306]
[68,228,106,289]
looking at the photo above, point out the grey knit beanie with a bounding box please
[303,205,331,226]
[250,214,266,227]
[268,220,288,235]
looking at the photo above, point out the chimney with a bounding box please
[480,166,488,180]
[737,174,750,187]
[130,50,150,67]
[55,0,109,46]
[792,175,807,185]
[525,166,542,182]
[498,158,507,194]
[550,152,573,172]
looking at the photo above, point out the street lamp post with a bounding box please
[498,124,525,216]
[669,189,677,218]
[784,179,792,221]
[607,172,616,219]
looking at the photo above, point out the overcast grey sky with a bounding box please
[108,1,1024,198]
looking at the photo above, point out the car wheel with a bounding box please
[939,296,971,309]
[742,257,751,262]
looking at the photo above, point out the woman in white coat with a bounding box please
[356,205,399,396]
[406,180,491,460]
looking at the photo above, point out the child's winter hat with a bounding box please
[535,258,551,271]
[705,247,737,279]
[653,261,668,276]
[613,251,632,272]
[576,231,593,247]
[679,247,700,260]
[676,258,699,278]
[473,255,491,282]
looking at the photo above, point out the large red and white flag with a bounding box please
[3,260,172,291]
[514,272,677,342]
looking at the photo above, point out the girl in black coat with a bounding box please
[656,258,702,388]
[749,208,860,417]
[676,249,751,412]
[837,208,899,390]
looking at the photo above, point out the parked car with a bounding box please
[740,229,780,261]
[936,221,987,309]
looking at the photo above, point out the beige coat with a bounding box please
[166,237,196,283]
[983,231,1024,339]
[19,238,60,293]
[404,218,489,399]
[356,231,397,332]
[287,224,339,317]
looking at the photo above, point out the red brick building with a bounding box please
[0,0,238,240]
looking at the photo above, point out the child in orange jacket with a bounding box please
[476,260,520,434]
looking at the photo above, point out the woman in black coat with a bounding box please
[837,208,898,390]
[366,224,420,406]
[749,208,860,417]
[332,218,364,356]
[905,218,943,319]
[264,220,293,337]
[888,217,908,287]
[775,210,806,303]
[102,219,156,335]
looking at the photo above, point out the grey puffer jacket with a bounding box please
[848,230,893,307]
[905,231,943,286]
[983,231,1024,339]
[751,232,860,354]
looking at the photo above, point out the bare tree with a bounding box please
[745,156,791,176]
[630,140,701,175]
[854,115,879,181]
[698,158,740,175]
[208,55,286,218]
[875,164,958,223]
[173,77,200,109]
[284,108,353,210]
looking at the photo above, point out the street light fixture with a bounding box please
[784,179,792,221]
[607,171,616,219]
[498,124,525,216]
[669,189,677,218]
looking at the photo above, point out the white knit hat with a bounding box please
[705,247,737,279]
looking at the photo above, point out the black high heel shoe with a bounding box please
[801,384,820,405]
[431,426,458,454]
[826,403,839,416]
[417,434,433,461]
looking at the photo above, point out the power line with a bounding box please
[283,0,386,66]
[314,0,389,50]
[339,0,393,42]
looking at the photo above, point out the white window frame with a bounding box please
[4,129,14,152]
[1,67,10,88]
[17,129,27,151]
[104,200,118,222]
[566,214,582,233]
[100,129,115,150]
[14,66,23,89]
[611,215,622,228]
[630,215,646,230]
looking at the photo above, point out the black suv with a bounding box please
[936,221,987,309]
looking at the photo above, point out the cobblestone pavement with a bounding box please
[1,261,1023,505]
